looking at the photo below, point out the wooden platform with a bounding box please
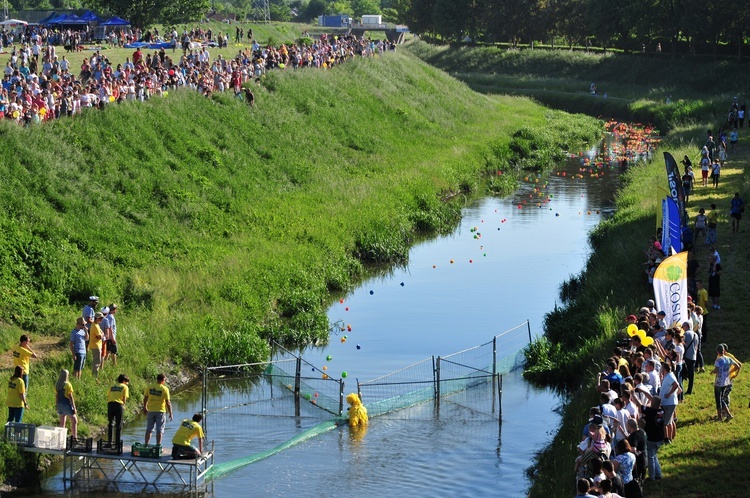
[25,444,213,491]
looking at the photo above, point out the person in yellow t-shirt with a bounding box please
[144,373,173,446]
[107,374,129,443]
[171,413,204,459]
[11,335,37,391]
[89,313,105,378]
[6,366,27,423]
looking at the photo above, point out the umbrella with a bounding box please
[0,19,29,26]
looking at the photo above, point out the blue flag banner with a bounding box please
[664,152,685,228]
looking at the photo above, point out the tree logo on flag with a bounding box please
[665,265,683,282]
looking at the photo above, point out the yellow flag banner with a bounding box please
[653,251,688,328]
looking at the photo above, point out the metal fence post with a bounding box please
[492,336,497,411]
[434,355,440,413]
[295,357,302,417]
[339,378,344,416]
[201,366,208,434]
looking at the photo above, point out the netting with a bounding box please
[204,322,531,480]
[358,357,436,418]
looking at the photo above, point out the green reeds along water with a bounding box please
[0,45,601,474]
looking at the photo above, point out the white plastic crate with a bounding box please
[35,426,67,450]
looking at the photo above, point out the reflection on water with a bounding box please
[35,141,625,497]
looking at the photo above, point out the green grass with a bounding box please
[0,46,601,481]
[405,41,750,134]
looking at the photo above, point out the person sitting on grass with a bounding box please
[172,413,204,459]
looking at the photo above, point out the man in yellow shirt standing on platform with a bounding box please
[171,413,204,459]
[89,313,105,378]
[144,373,173,446]
[11,335,37,392]
[107,374,129,444]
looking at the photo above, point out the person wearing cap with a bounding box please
[656,310,667,331]
[712,344,741,421]
[88,312,105,378]
[69,317,89,379]
[102,303,119,366]
[82,295,99,331]
[11,335,37,392]
[646,299,656,314]
[107,374,130,443]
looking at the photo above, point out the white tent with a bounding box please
[0,19,28,26]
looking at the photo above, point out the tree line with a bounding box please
[401,0,750,56]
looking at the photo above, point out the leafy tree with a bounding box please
[88,0,207,28]
[432,0,465,41]
[304,0,327,20]
[352,0,380,17]
[551,0,588,48]
[327,0,354,15]
[404,0,434,35]
[161,0,210,25]
[270,2,293,21]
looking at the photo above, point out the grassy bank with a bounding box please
[0,48,601,481]
[405,41,746,134]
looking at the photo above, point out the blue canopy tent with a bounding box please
[100,16,130,26]
[80,10,104,23]
[38,12,59,25]
[47,14,89,26]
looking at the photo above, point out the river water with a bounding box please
[37,142,626,497]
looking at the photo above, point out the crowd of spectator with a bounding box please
[0,30,396,126]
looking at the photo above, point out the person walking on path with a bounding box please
[730,192,744,232]
[711,159,721,188]
[708,255,721,310]
[11,334,37,392]
[705,204,718,245]
[144,373,173,446]
[55,369,78,438]
[700,151,711,187]
[712,344,741,421]
[107,374,130,443]
[694,208,707,242]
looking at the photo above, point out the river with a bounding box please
[36,138,629,497]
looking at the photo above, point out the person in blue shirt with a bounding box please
[603,360,624,388]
